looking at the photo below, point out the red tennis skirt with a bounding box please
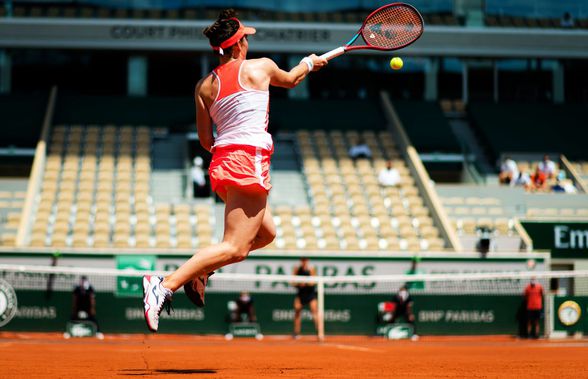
[209,144,272,197]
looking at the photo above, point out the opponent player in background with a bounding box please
[292,257,321,339]
[142,9,327,332]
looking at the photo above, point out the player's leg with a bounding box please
[293,296,303,337]
[182,194,275,308]
[250,203,276,251]
[217,191,276,252]
[533,313,540,338]
[143,187,267,331]
[163,187,268,290]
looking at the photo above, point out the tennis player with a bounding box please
[292,257,321,339]
[143,9,327,332]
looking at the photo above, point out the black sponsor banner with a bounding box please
[521,221,588,259]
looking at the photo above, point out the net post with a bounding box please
[545,293,554,339]
[317,277,325,341]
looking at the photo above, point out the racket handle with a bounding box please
[320,47,346,61]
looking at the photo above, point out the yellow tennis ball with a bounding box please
[390,57,403,70]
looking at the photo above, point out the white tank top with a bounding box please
[209,60,273,151]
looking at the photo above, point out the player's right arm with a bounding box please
[264,55,327,89]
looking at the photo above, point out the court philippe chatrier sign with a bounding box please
[521,221,588,259]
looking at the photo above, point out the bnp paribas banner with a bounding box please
[521,221,588,259]
[2,290,525,336]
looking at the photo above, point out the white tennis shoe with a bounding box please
[142,275,173,332]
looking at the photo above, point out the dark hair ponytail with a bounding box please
[203,9,240,55]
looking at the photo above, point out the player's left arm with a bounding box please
[195,78,214,152]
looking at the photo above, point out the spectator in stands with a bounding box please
[523,278,544,339]
[191,156,209,198]
[499,156,518,185]
[348,137,372,161]
[70,275,103,339]
[551,179,566,193]
[551,178,577,194]
[292,257,321,339]
[513,167,531,189]
[530,166,548,191]
[229,291,257,323]
[538,154,557,179]
[378,160,401,187]
[560,12,575,28]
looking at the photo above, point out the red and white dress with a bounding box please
[207,59,273,197]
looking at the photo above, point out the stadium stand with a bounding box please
[53,95,193,129]
[468,103,588,163]
[293,129,445,251]
[26,122,445,251]
[0,94,47,149]
[437,183,588,250]
[269,99,386,133]
[393,100,461,154]
[5,2,460,25]
[9,0,588,28]
[27,124,215,249]
[0,183,27,247]
[484,0,588,28]
[572,161,588,186]
[0,94,47,247]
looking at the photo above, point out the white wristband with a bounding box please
[301,57,314,73]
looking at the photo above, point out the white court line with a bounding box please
[534,342,588,348]
[322,343,383,353]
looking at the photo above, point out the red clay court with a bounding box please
[1,333,587,378]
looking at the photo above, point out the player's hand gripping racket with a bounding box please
[321,3,424,61]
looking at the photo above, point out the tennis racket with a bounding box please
[320,3,424,61]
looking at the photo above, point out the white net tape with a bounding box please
[2,264,588,295]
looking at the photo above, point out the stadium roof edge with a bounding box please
[0,18,587,58]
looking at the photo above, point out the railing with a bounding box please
[513,218,533,252]
[460,139,486,184]
[380,91,463,252]
[560,154,587,194]
[15,86,57,246]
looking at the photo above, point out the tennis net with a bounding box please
[1,264,587,338]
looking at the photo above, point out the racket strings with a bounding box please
[362,6,423,49]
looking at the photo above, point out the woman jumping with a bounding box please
[142,9,327,332]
